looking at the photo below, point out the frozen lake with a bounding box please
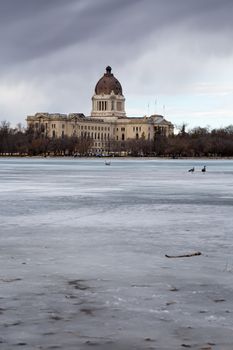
[0,158,233,350]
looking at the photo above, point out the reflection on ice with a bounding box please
[0,158,233,349]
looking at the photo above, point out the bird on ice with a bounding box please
[188,167,195,173]
[201,165,206,173]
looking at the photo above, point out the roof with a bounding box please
[95,66,123,95]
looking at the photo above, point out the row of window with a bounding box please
[133,126,142,132]
[81,132,110,141]
[116,127,125,132]
[80,125,110,131]
[97,100,118,111]
[97,101,107,111]
[51,123,66,129]
[35,122,111,132]
[52,131,152,140]
[35,122,165,136]
[115,126,141,132]
[93,148,107,153]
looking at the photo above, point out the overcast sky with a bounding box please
[0,0,233,130]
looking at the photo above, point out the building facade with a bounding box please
[27,66,174,154]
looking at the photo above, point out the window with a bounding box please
[122,133,125,141]
[52,130,56,138]
[62,124,65,129]
[121,127,125,131]
[117,102,122,111]
[99,101,107,111]
[133,127,135,132]
[61,131,65,138]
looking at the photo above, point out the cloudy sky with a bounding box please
[0,0,233,130]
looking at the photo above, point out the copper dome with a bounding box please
[95,66,123,95]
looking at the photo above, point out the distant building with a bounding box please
[27,66,174,154]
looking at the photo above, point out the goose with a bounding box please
[201,165,206,173]
[188,167,195,173]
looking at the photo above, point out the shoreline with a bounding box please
[0,155,233,160]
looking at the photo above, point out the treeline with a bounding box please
[0,121,233,157]
[126,125,233,157]
[0,121,92,156]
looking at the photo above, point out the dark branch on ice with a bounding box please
[165,252,202,258]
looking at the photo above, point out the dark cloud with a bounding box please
[0,0,233,126]
[0,0,65,22]
[1,0,232,67]
[0,0,142,65]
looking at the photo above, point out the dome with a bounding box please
[95,66,123,95]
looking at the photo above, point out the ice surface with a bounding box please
[0,158,233,349]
